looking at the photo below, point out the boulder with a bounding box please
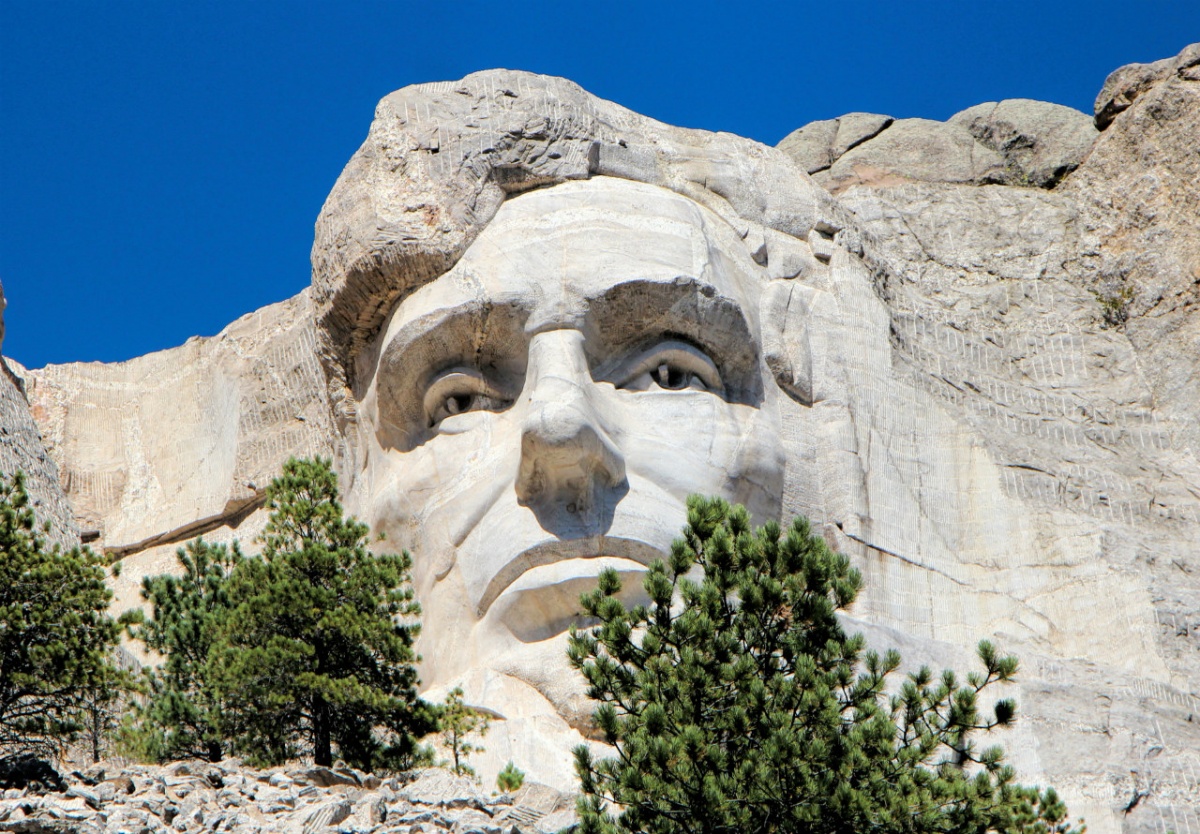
[1093,42,1200,128]
[821,118,1006,191]
[400,770,488,811]
[779,99,1097,192]
[949,98,1097,186]
[776,112,892,175]
[288,765,360,789]
[301,798,352,832]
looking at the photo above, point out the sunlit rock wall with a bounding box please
[0,279,78,547]
[774,43,1199,833]
[24,290,339,625]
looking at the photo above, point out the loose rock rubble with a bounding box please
[0,760,576,834]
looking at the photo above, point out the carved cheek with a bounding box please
[613,393,750,499]
[613,391,783,519]
[370,413,514,587]
[727,398,786,518]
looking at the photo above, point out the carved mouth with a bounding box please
[476,536,666,618]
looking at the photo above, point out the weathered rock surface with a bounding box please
[777,41,1200,834]
[778,99,1098,192]
[0,280,78,547]
[0,760,573,834]
[23,290,337,638]
[1093,42,1200,128]
[949,98,1098,186]
[1062,41,1200,458]
[776,112,893,175]
[827,116,1008,189]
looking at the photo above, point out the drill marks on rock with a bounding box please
[25,293,334,555]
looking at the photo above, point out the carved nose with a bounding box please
[516,330,626,514]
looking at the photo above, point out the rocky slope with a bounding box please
[18,290,338,646]
[0,762,575,834]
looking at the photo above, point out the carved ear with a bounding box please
[761,280,816,406]
[762,227,819,281]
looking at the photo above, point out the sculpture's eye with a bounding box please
[614,341,724,395]
[650,362,696,391]
[424,370,510,428]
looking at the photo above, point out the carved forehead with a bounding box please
[487,177,742,245]
[312,70,831,384]
[375,178,763,347]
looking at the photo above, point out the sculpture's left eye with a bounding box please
[614,340,724,396]
[424,370,510,428]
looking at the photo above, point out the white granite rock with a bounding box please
[0,280,78,548]
[948,98,1098,187]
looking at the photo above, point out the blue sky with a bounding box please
[2,1,1196,368]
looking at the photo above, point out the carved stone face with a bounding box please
[356,177,785,691]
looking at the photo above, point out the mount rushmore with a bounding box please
[1,43,1198,833]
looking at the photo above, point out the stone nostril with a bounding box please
[515,405,627,511]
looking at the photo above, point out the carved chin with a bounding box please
[492,637,608,741]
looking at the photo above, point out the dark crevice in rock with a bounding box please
[105,491,266,561]
[831,116,894,164]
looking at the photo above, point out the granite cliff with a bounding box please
[2,44,1197,833]
[0,280,77,548]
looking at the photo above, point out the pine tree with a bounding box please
[497,761,526,793]
[439,686,489,778]
[210,457,435,770]
[568,495,1084,834]
[0,471,121,758]
[79,648,141,764]
[123,538,242,762]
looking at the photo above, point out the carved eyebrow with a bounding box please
[581,277,761,405]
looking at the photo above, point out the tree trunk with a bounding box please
[90,703,101,764]
[313,696,332,767]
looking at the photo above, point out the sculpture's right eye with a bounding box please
[424,369,510,428]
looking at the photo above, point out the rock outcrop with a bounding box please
[5,43,1198,834]
[24,290,337,628]
[778,98,1098,192]
[793,42,1199,834]
[0,280,78,547]
[1062,42,1200,458]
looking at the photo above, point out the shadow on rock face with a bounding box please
[0,754,66,794]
